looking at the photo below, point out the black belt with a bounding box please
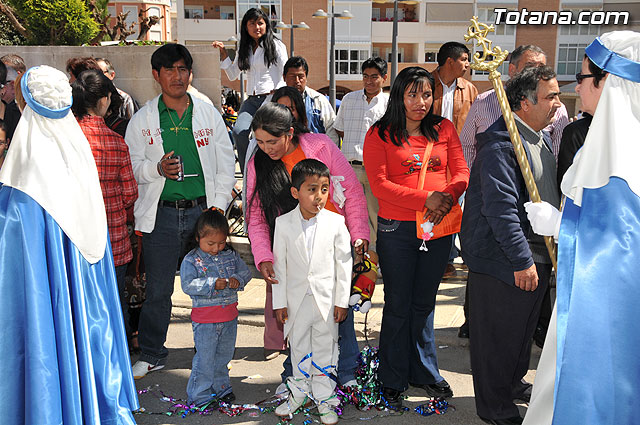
[248,93,269,98]
[349,160,363,166]
[158,196,206,209]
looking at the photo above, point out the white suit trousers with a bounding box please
[287,293,339,405]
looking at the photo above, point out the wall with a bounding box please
[0,45,222,109]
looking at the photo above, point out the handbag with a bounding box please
[415,140,463,241]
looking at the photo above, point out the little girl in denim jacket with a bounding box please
[180,208,252,407]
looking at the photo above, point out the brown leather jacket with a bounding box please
[431,68,478,135]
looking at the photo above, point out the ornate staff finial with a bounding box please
[464,16,509,75]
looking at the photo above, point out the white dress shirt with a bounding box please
[439,77,457,121]
[333,89,389,162]
[221,39,288,95]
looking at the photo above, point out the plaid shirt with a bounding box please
[78,115,138,266]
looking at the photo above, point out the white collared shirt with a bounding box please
[439,76,456,121]
[333,89,389,162]
[221,39,288,95]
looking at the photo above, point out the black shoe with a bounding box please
[479,416,523,425]
[512,379,532,403]
[219,392,236,403]
[380,387,403,410]
[411,380,454,399]
[458,322,470,339]
[533,325,546,349]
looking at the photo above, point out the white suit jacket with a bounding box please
[272,206,352,339]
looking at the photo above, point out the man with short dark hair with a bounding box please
[125,43,236,379]
[333,56,389,247]
[1,54,25,105]
[283,56,338,143]
[431,41,478,134]
[96,57,139,119]
[461,65,561,425]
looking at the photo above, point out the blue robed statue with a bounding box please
[0,65,138,424]
[523,31,640,425]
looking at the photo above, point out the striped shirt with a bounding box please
[78,115,138,266]
[333,89,389,162]
[459,89,569,168]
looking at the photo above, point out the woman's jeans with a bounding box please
[376,217,452,391]
[232,95,267,173]
[187,318,237,406]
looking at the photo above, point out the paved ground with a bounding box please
[132,257,542,425]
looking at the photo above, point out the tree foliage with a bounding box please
[0,11,26,45]
[4,0,99,45]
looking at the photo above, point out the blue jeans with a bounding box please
[138,203,204,365]
[376,217,451,391]
[232,95,267,174]
[187,319,237,406]
[281,306,359,385]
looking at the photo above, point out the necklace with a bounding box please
[168,97,190,135]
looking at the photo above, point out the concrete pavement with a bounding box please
[133,245,542,425]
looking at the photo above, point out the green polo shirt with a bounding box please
[158,95,206,201]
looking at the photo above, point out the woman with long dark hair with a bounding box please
[72,69,138,345]
[363,66,469,408]
[212,7,288,171]
[245,101,368,387]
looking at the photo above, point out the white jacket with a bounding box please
[125,94,236,233]
[272,206,352,340]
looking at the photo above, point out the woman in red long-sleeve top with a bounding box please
[363,66,469,408]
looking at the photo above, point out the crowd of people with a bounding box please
[0,8,638,425]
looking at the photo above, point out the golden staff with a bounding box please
[464,17,557,270]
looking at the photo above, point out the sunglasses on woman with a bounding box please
[576,73,595,84]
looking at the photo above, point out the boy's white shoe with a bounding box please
[132,360,164,379]
[318,404,338,425]
[274,382,289,399]
[275,394,311,417]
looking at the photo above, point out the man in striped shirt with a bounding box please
[460,45,569,169]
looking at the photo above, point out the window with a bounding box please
[557,43,587,76]
[386,47,404,63]
[425,51,437,63]
[185,6,204,19]
[472,54,509,76]
[335,49,369,75]
[220,6,234,20]
[477,7,516,36]
[107,6,116,18]
[385,8,404,20]
[372,8,380,20]
[560,9,600,36]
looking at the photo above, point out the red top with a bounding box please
[78,115,138,266]
[191,302,239,323]
[363,119,469,221]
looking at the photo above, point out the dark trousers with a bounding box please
[376,218,451,391]
[115,264,130,339]
[468,263,551,420]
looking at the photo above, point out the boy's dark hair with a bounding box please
[437,41,470,67]
[0,118,7,135]
[506,65,556,111]
[291,158,330,190]
[283,56,309,77]
[151,43,193,72]
[361,56,388,76]
[66,57,101,79]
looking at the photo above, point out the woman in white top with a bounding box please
[213,8,288,172]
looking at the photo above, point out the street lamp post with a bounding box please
[275,20,310,57]
[313,2,353,111]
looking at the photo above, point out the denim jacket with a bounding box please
[180,247,251,308]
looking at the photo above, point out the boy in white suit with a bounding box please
[272,159,352,425]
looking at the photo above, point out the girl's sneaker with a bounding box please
[132,360,164,379]
[318,404,338,425]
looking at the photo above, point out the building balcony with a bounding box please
[371,21,425,43]
[177,17,236,43]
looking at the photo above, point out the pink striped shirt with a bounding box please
[459,89,569,168]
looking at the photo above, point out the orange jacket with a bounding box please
[431,68,478,135]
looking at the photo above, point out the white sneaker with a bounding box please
[275,394,310,418]
[318,404,338,425]
[132,360,164,379]
[342,379,358,389]
[275,382,289,399]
